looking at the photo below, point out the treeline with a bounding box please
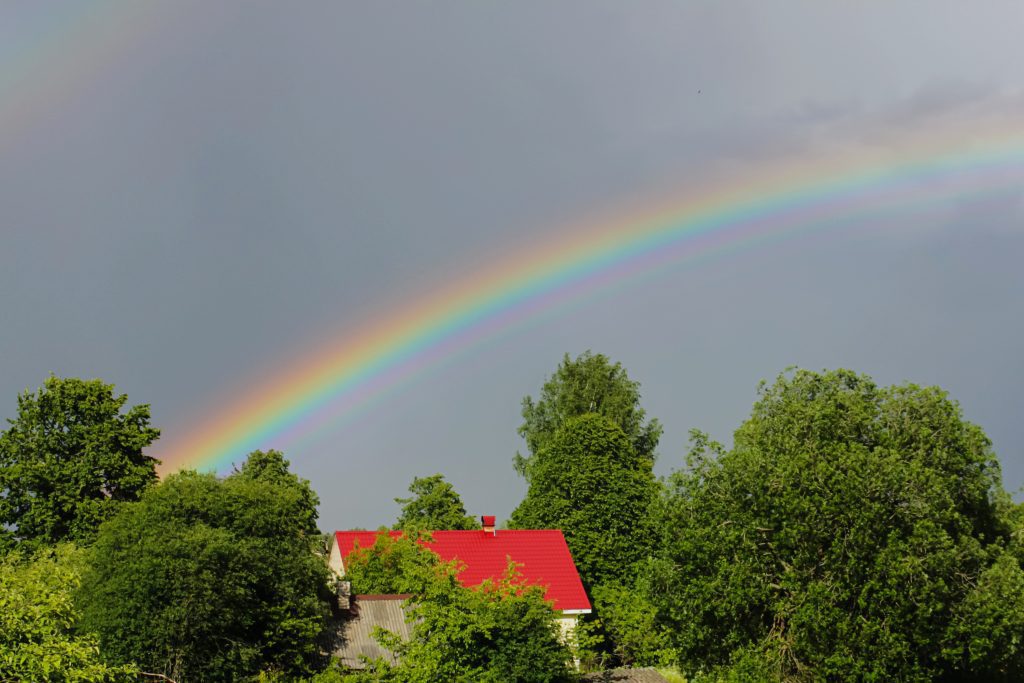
[2,356,1024,682]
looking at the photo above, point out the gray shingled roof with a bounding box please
[333,595,413,669]
[582,668,671,682]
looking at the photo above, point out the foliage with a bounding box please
[0,376,160,551]
[342,530,446,595]
[571,612,609,672]
[515,351,661,481]
[234,449,321,535]
[657,670,689,683]
[352,561,574,682]
[0,545,136,682]
[10,360,1023,681]
[339,534,573,681]
[943,550,1024,680]
[512,353,664,668]
[510,413,657,588]
[591,583,677,667]
[393,473,477,531]
[295,660,349,682]
[77,453,333,683]
[641,368,1019,682]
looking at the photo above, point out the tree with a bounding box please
[641,368,1021,681]
[77,453,333,683]
[509,413,658,589]
[342,536,572,682]
[590,582,677,668]
[515,351,662,482]
[387,565,573,683]
[234,449,321,535]
[0,376,160,551]
[944,551,1024,679]
[393,474,477,531]
[343,531,447,595]
[0,545,136,682]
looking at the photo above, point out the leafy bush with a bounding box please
[341,534,574,682]
[642,369,1023,681]
[1,545,136,682]
[78,454,333,683]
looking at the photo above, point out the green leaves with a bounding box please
[591,582,677,667]
[516,351,662,481]
[393,474,477,531]
[511,353,664,668]
[346,554,573,682]
[511,413,658,589]
[0,545,136,682]
[77,454,333,683]
[0,376,160,551]
[5,364,1021,681]
[945,550,1024,678]
[344,531,450,595]
[642,368,1020,682]
[340,535,573,681]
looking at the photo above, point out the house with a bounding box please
[329,515,592,640]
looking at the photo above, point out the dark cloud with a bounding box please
[1,1,1023,527]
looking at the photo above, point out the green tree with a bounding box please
[393,473,477,531]
[343,531,446,595]
[344,541,572,683]
[510,413,658,589]
[234,449,321,535]
[392,565,573,683]
[78,453,333,683]
[0,376,160,551]
[340,534,572,681]
[590,582,677,668]
[0,545,136,682]
[515,351,661,481]
[643,368,1020,682]
[943,550,1024,680]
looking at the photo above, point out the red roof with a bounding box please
[333,529,591,612]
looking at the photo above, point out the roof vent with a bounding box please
[481,515,496,536]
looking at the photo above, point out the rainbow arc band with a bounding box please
[159,121,1024,473]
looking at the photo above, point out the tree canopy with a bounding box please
[343,531,447,595]
[77,453,333,683]
[639,368,1023,681]
[6,363,1024,681]
[234,448,322,535]
[393,473,477,531]
[0,545,136,683]
[0,376,160,551]
[340,534,573,682]
[374,565,573,683]
[510,413,657,589]
[515,351,662,481]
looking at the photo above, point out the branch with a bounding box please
[140,673,179,683]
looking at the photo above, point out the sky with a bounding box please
[1,1,1023,530]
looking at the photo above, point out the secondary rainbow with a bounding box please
[159,115,1024,473]
[6,5,1022,472]
[0,2,172,154]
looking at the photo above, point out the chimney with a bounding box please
[336,580,352,611]
[481,515,496,536]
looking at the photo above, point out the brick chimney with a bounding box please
[481,515,496,536]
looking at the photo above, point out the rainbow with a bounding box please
[0,2,173,154]
[6,6,1019,472]
[160,116,1024,473]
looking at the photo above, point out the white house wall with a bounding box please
[328,538,344,576]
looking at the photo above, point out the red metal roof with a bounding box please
[333,529,591,612]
